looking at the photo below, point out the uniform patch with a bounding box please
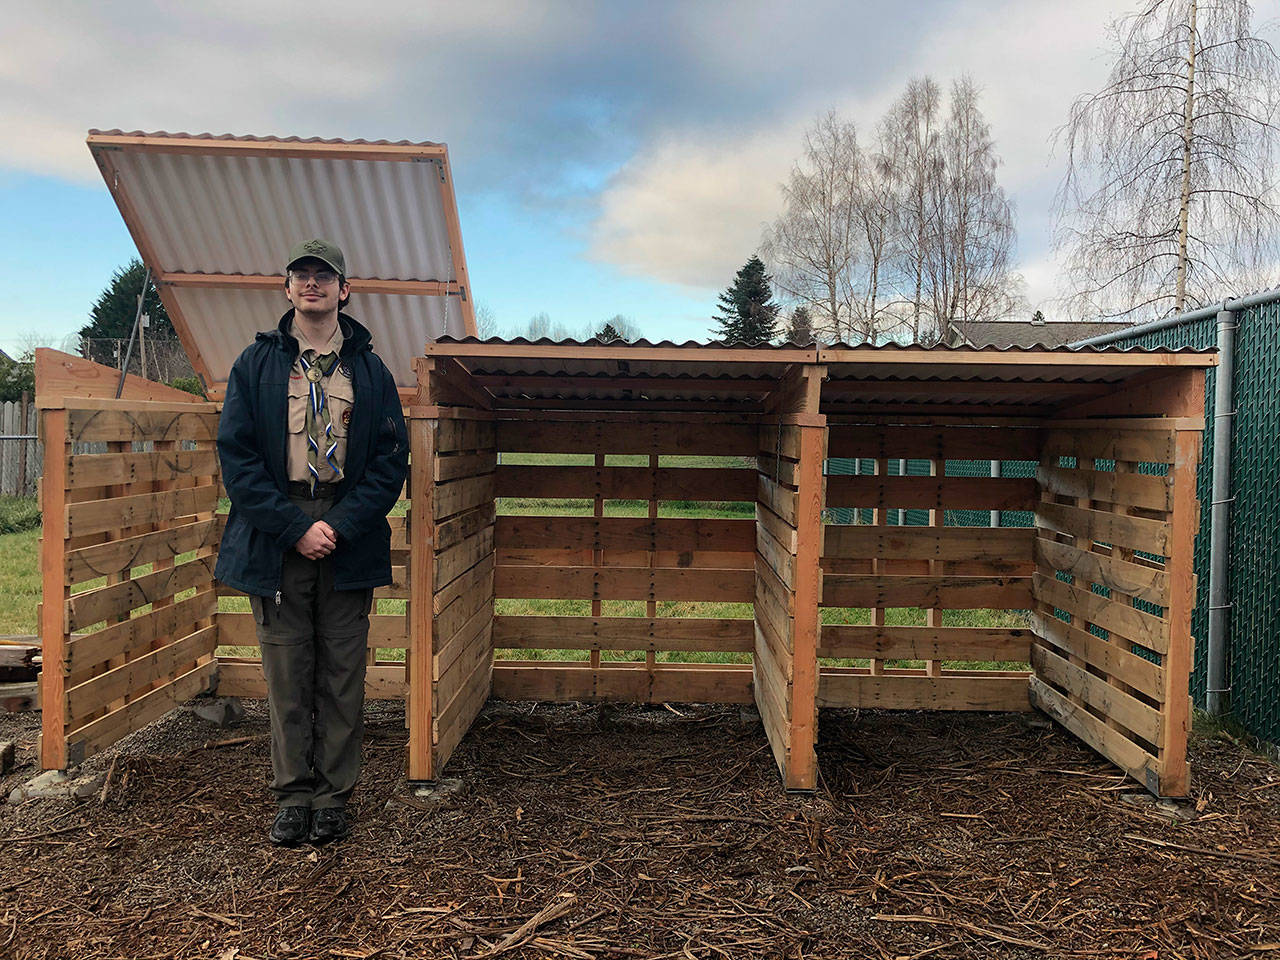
[337,362,352,379]
[342,409,352,427]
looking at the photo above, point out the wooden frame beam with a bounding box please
[473,373,776,396]
[159,273,462,297]
[88,132,446,162]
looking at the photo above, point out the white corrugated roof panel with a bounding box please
[89,130,473,392]
[173,287,452,387]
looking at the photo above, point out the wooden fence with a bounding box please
[40,398,222,768]
[1,398,38,497]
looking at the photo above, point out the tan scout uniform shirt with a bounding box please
[286,320,355,484]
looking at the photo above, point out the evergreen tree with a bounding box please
[783,306,814,345]
[712,256,780,344]
[596,322,622,342]
[79,259,175,367]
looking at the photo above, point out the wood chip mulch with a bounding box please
[0,701,1277,959]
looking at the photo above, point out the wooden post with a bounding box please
[17,391,29,497]
[39,408,68,770]
[1161,428,1200,796]
[788,423,825,790]
[407,410,436,782]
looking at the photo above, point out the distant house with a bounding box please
[943,318,1133,349]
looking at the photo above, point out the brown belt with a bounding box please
[287,481,340,499]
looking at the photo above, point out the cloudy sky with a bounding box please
[3,0,1277,352]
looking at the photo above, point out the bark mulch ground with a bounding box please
[0,701,1277,959]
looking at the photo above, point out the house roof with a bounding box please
[87,130,476,394]
[949,319,1134,349]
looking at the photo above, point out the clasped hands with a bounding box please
[296,521,338,559]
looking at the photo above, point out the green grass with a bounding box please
[0,496,40,535]
[0,527,40,634]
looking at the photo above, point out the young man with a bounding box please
[216,239,408,846]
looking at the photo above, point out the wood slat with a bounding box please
[434,526,495,592]
[822,575,1032,610]
[499,546,753,570]
[434,555,495,615]
[1030,613,1164,701]
[756,451,799,486]
[494,565,755,603]
[825,476,1037,510]
[66,624,218,721]
[496,516,755,554]
[65,517,220,584]
[490,660,755,704]
[754,563,794,657]
[819,625,1032,662]
[436,417,495,454]
[435,594,495,674]
[65,590,217,681]
[66,408,220,443]
[494,465,756,502]
[215,612,407,648]
[1035,501,1170,557]
[1029,677,1159,792]
[66,483,218,539]
[1034,537,1169,606]
[1031,573,1169,654]
[66,661,218,763]
[434,618,494,710]
[817,671,1031,710]
[492,616,753,652]
[435,474,494,520]
[758,474,797,526]
[496,420,758,456]
[217,660,407,699]
[756,520,796,591]
[759,422,803,461]
[66,448,220,490]
[1042,428,1176,465]
[823,526,1034,562]
[1031,644,1163,746]
[827,424,1041,461]
[435,450,497,482]
[435,503,496,554]
[67,555,215,632]
[1037,464,1173,512]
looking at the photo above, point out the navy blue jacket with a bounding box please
[215,310,409,596]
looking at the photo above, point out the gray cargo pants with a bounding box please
[251,495,372,811]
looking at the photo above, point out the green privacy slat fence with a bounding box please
[1108,296,1280,747]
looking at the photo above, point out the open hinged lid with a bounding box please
[88,130,476,396]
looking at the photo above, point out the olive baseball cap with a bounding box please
[286,238,346,277]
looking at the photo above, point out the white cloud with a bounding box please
[585,0,1132,291]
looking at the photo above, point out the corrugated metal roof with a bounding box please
[88,130,472,389]
[425,336,1215,412]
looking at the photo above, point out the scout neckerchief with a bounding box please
[298,350,344,493]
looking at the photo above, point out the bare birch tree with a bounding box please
[928,77,1018,344]
[881,77,943,341]
[1055,0,1280,319]
[761,113,861,341]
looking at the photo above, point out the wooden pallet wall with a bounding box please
[755,416,825,791]
[41,399,222,768]
[1030,419,1201,797]
[818,422,1039,713]
[488,413,758,711]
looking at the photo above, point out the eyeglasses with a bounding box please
[289,269,339,285]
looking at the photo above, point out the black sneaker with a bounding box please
[270,806,311,847]
[308,807,351,845]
